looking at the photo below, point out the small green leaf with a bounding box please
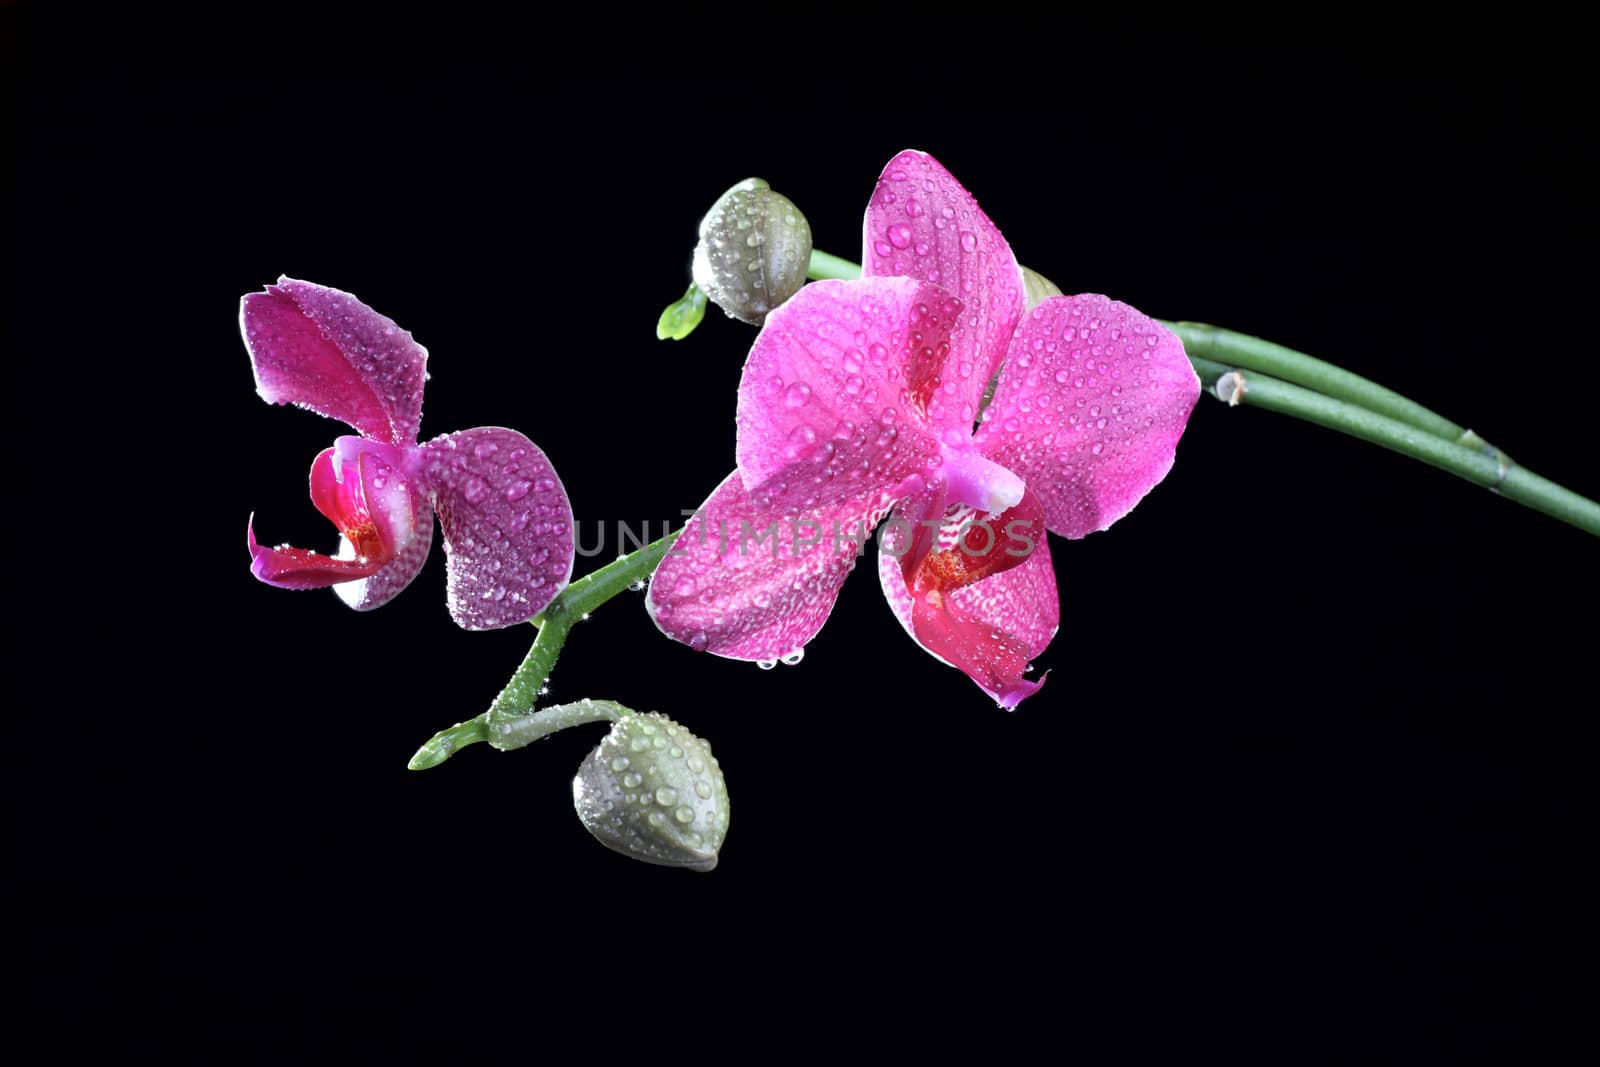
[657,283,709,341]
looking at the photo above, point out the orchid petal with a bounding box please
[878,489,1057,709]
[247,518,389,590]
[863,150,1025,433]
[334,506,435,612]
[973,294,1200,539]
[241,277,428,446]
[647,471,909,661]
[308,437,419,562]
[735,277,954,511]
[248,437,418,593]
[419,428,574,630]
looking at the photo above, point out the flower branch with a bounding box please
[408,533,676,770]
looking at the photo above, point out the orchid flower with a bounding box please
[243,278,574,630]
[647,151,1200,707]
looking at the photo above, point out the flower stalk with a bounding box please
[408,533,676,769]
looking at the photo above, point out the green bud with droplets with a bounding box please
[1021,266,1063,311]
[572,710,729,872]
[692,177,812,325]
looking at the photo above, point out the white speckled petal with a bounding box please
[419,427,575,630]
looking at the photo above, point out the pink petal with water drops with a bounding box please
[247,518,391,589]
[974,293,1199,539]
[241,277,429,446]
[308,436,420,561]
[877,488,1056,709]
[735,277,956,511]
[335,505,435,612]
[419,428,574,630]
[863,150,1025,433]
[248,436,416,590]
[648,470,913,662]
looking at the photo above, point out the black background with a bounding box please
[13,21,1594,1057]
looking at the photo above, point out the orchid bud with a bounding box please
[692,178,812,325]
[572,710,729,872]
[1021,266,1063,311]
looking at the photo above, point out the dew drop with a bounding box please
[783,382,813,408]
[887,223,913,249]
[959,231,977,252]
[505,480,532,502]
[780,649,805,666]
[462,477,488,504]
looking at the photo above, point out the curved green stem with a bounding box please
[485,698,629,750]
[408,533,676,770]
[1190,357,1600,535]
[1164,321,1492,451]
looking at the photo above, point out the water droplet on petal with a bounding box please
[887,223,913,249]
[784,382,812,408]
[960,231,977,252]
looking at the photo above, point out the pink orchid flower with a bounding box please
[243,278,574,630]
[647,151,1200,707]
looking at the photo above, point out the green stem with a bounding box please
[807,249,862,281]
[484,698,629,750]
[1163,321,1490,451]
[408,533,677,770]
[1190,357,1600,535]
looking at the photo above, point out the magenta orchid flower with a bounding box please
[243,278,574,630]
[647,151,1200,707]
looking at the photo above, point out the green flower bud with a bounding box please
[692,178,812,325]
[1021,265,1063,311]
[572,710,730,872]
